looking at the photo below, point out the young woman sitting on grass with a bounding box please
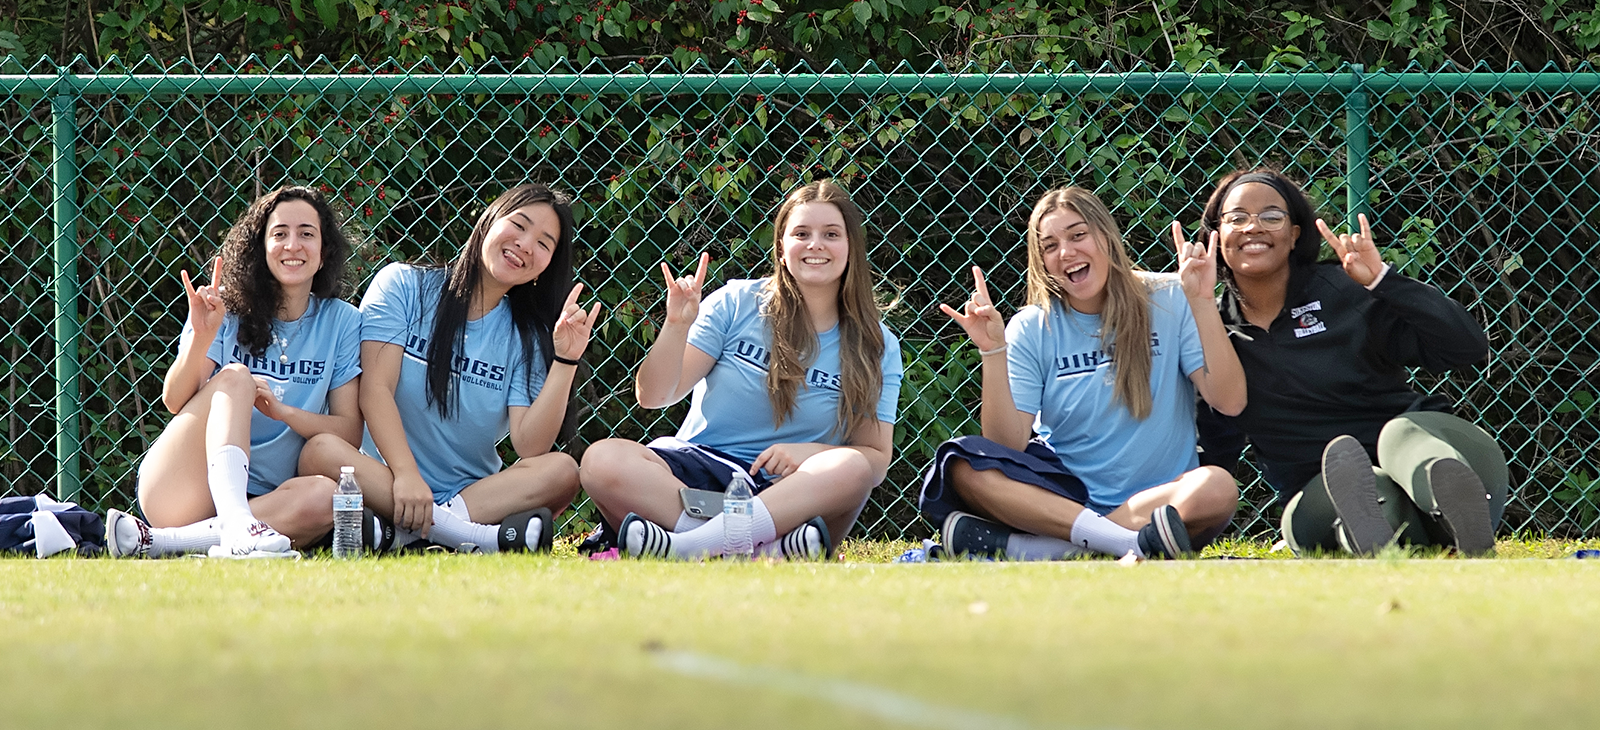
[109,186,363,558]
[579,180,904,560]
[1193,169,1504,556]
[921,186,1246,560]
[299,183,598,553]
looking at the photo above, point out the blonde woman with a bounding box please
[922,187,1246,560]
[580,180,903,560]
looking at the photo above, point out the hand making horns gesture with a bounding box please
[1172,221,1219,300]
[939,266,1006,354]
[1317,213,1388,287]
[660,252,710,328]
[552,283,604,362]
[179,256,227,340]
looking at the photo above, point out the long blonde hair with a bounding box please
[763,180,885,441]
[1025,187,1154,419]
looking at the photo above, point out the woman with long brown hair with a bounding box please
[580,179,903,560]
[921,186,1245,560]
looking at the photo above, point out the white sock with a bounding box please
[1068,510,1144,558]
[207,445,253,528]
[393,526,423,549]
[1006,532,1087,561]
[148,518,223,557]
[756,520,828,560]
[674,511,708,532]
[206,445,291,554]
[426,497,542,553]
[666,514,727,559]
[428,497,498,552]
[748,497,778,551]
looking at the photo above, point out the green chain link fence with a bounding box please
[2,58,1597,540]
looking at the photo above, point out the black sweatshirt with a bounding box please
[1196,263,1489,498]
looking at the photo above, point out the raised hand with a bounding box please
[1317,213,1387,287]
[1172,221,1219,300]
[661,252,709,328]
[180,256,227,338]
[551,283,603,362]
[938,266,1006,354]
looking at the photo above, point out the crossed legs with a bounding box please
[579,438,876,552]
[135,364,329,548]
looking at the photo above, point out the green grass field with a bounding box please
[5,539,1600,729]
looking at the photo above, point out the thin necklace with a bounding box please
[1067,305,1116,386]
[274,299,315,364]
[1066,306,1102,341]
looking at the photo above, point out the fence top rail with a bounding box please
[2,70,1598,97]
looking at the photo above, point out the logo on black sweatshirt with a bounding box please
[1291,301,1327,338]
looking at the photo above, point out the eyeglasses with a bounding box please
[1220,210,1290,231]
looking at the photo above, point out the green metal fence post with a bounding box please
[1345,63,1371,226]
[52,70,81,503]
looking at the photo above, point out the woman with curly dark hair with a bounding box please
[107,185,363,558]
[297,183,597,554]
[1194,168,1506,556]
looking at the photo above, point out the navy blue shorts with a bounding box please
[919,435,1103,525]
[646,437,776,495]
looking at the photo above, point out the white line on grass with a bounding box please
[652,649,1119,730]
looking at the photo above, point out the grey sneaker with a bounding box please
[1427,457,1495,556]
[1136,505,1193,559]
[1321,435,1392,556]
[942,511,1012,560]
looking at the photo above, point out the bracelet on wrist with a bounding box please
[978,344,1008,357]
[553,354,581,366]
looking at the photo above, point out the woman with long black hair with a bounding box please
[300,183,598,553]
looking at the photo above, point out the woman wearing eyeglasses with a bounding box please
[1195,168,1506,557]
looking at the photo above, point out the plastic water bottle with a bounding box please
[723,473,753,559]
[332,466,363,559]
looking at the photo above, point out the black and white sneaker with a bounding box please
[1427,457,1495,556]
[942,511,1012,560]
[105,508,152,559]
[498,508,554,553]
[363,507,396,553]
[772,516,831,561]
[1136,505,1193,559]
[1322,435,1392,556]
[619,513,673,559]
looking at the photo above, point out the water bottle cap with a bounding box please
[340,466,356,474]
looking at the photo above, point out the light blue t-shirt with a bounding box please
[180,297,362,496]
[1006,273,1206,510]
[677,278,904,464]
[359,263,546,503]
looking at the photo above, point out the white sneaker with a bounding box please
[216,520,294,557]
[105,509,153,559]
[204,545,302,560]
